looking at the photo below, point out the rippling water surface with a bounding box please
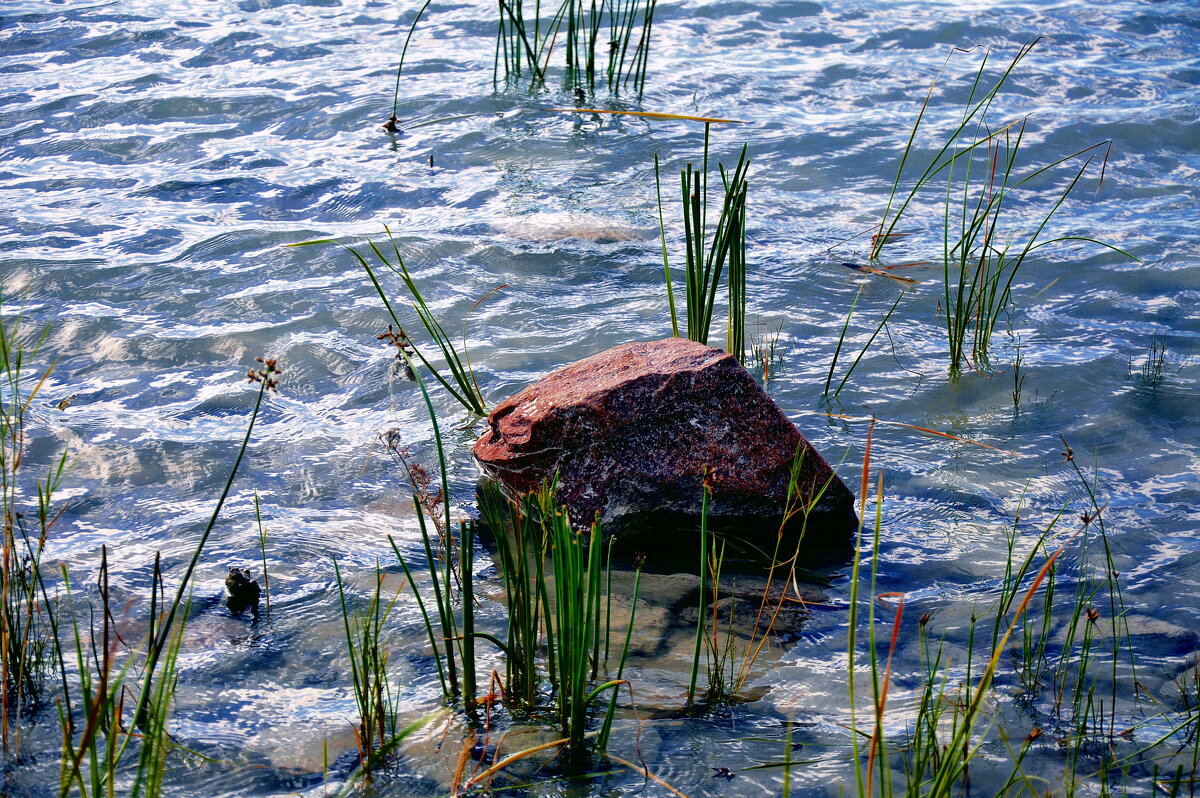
[2,0,1198,794]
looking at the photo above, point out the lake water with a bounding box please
[1,0,1198,795]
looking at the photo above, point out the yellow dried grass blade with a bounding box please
[545,108,746,124]
[816,412,1020,456]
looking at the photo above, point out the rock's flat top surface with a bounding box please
[474,337,856,541]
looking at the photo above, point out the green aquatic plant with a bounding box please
[390,499,464,704]
[749,322,788,388]
[49,358,278,797]
[656,124,751,357]
[687,449,841,710]
[476,479,641,763]
[56,551,189,798]
[477,481,550,710]
[825,421,1171,797]
[824,287,905,399]
[685,470,712,710]
[383,0,435,132]
[495,0,658,94]
[0,301,63,746]
[132,357,279,730]
[537,488,629,762]
[253,491,270,618]
[1129,330,1168,388]
[334,559,403,768]
[871,40,1138,370]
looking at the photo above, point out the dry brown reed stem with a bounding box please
[846,418,875,796]
[464,737,569,790]
[816,411,1019,455]
[603,753,691,798]
[866,590,905,797]
[859,419,874,522]
[449,731,476,797]
[732,472,811,693]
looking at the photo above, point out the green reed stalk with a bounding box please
[416,499,459,695]
[725,161,748,361]
[496,0,550,87]
[459,519,476,707]
[385,0,435,131]
[596,555,641,752]
[546,505,616,760]
[872,41,1038,261]
[824,284,863,397]
[1060,452,1137,741]
[129,591,188,798]
[659,130,751,354]
[865,472,891,798]
[655,155,680,337]
[334,559,402,767]
[129,358,276,735]
[496,0,655,92]
[872,40,1138,369]
[704,537,736,703]
[388,533,449,700]
[923,538,1072,796]
[989,499,1065,655]
[686,479,710,709]
[289,234,487,416]
[480,480,632,761]
[477,482,544,708]
[832,291,903,398]
[253,491,270,618]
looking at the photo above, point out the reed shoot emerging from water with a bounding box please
[656,124,751,358]
[495,0,658,94]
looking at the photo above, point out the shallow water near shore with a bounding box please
[1,0,1199,794]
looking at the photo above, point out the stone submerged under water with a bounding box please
[473,338,857,555]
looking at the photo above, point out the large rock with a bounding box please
[473,338,857,553]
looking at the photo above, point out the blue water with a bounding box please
[2,0,1199,794]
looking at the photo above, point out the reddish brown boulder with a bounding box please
[473,337,856,550]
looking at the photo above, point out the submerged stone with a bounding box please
[473,337,857,555]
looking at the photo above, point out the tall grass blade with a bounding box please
[384,0,435,131]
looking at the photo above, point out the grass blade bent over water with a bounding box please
[288,234,487,416]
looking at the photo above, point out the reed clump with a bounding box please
[394,474,642,767]
[41,355,279,797]
[687,450,841,709]
[290,233,489,417]
[656,124,751,360]
[1129,330,1169,389]
[0,303,63,747]
[495,0,658,95]
[870,40,1138,371]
